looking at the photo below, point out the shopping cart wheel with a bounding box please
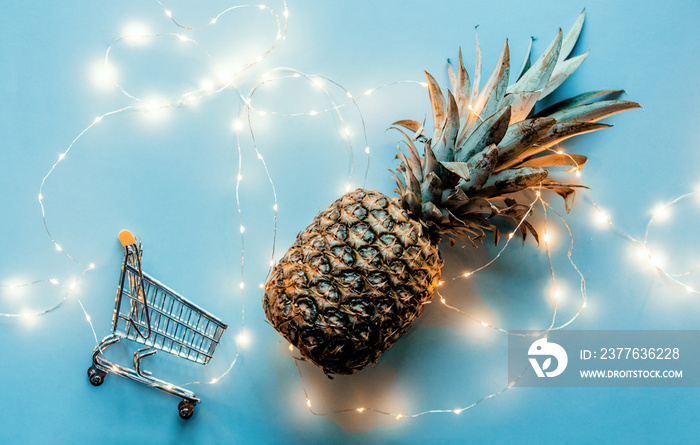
[178,400,195,419]
[87,366,107,386]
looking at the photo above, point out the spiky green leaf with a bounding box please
[392,119,423,134]
[496,117,557,169]
[474,166,548,197]
[456,105,512,162]
[459,144,499,192]
[441,161,472,181]
[549,99,641,123]
[560,9,586,62]
[442,90,460,154]
[517,36,534,81]
[508,29,562,94]
[518,153,587,170]
[425,71,447,142]
[472,40,511,122]
[471,27,482,104]
[420,171,443,204]
[535,90,624,117]
[502,91,541,124]
[540,51,589,100]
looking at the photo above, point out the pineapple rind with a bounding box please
[264,190,442,375]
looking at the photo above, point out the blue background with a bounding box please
[2,1,699,443]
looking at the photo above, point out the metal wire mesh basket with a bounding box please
[117,261,227,365]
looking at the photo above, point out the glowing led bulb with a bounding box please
[258,283,264,289]
[686,286,695,293]
[364,89,374,96]
[582,301,588,308]
[654,205,668,218]
[255,56,263,62]
[463,272,472,278]
[69,282,77,290]
[440,298,446,304]
[508,232,515,240]
[396,414,404,420]
[345,184,352,192]
[55,244,63,252]
[210,378,218,384]
[94,116,103,124]
[535,191,541,197]
[269,259,275,267]
[419,82,428,87]
[240,225,245,233]
[201,79,215,92]
[356,407,365,413]
[233,120,243,131]
[165,9,172,18]
[23,313,32,319]
[258,4,265,10]
[283,9,289,18]
[596,211,609,224]
[481,322,488,327]
[575,170,581,177]
[237,332,249,345]
[276,33,282,40]
[637,247,650,259]
[239,282,245,289]
[145,100,163,112]
[237,174,243,181]
[542,232,550,243]
[273,204,278,212]
[346,91,353,98]
[258,111,267,116]
[165,384,174,390]
[437,281,444,286]
[89,263,95,269]
[309,110,318,116]
[364,146,370,154]
[306,399,312,408]
[508,381,516,388]
[467,104,474,111]
[123,23,150,45]
[49,279,59,285]
[92,63,116,89]
[257,153,263,160]
[556,150,564,155]
[312,79,324,89]
[85,314,91,322]
[288,344,294,352]
[453,409,463,414]
[210,18,218,24]
[38,193,43,201]
[343,127,351,136]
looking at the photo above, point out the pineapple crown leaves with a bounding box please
[389,10,641,246]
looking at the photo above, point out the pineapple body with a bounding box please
[263,189,443,375]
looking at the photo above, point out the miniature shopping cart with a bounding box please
[88,230,228,419]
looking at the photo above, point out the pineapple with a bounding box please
[263,11,639,375]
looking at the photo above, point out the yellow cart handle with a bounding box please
[119,230,137,247]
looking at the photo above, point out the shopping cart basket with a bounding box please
[88,230,228,419]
